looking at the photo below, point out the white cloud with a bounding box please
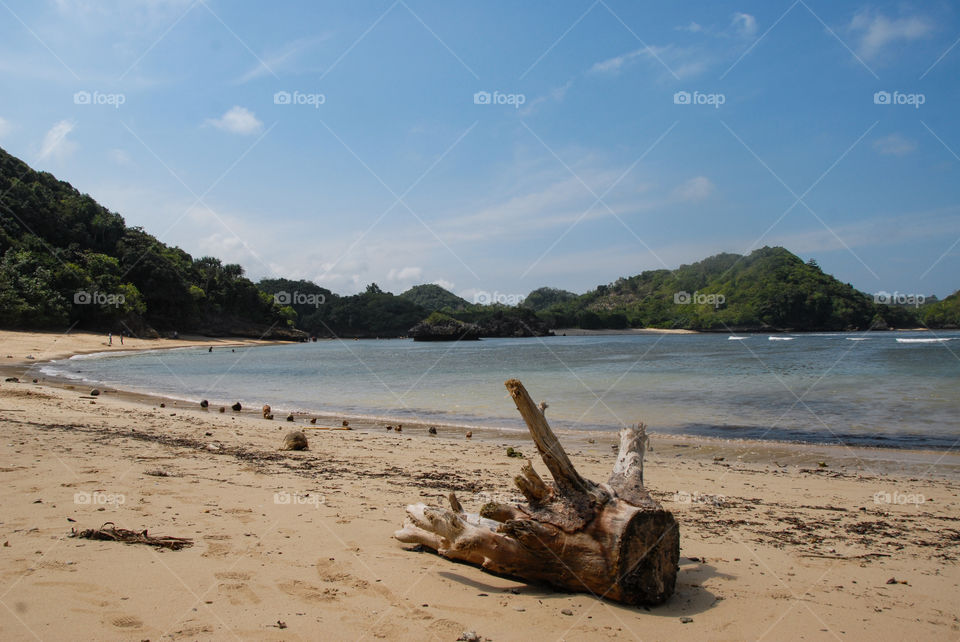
[521,79,573,115]
[589,45,710,79]
[873,133,917,156]
[0,116,10,138]
[850,10,933,60]
[676,22,704,33]
[108,148,132,165]
[590,49,645,75]
[387,266,423,282]
[237,36,330,84]
[673,176,715,202]
[432,279,455,291]
[731,12,757,38]
[38,119,77,161]
[205,106,263,135]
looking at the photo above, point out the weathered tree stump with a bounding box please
[395,379,679,605]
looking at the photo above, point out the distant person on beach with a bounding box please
[208,346,212,353]
[108,332,112,346]
[120,333,124,345]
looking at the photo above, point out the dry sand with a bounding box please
[0,331,958,640]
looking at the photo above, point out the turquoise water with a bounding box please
[43,332,960,450]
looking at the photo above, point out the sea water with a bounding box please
[42,332,960,450]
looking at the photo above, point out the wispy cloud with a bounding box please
[236,36,330,83]
[589,45,710,78]
[521,79,574,115]
[731,12,757,38]
[38,119,77,161]
[873,133,917,156]
[673,176,715,202]
[204,106,263,135]
[850,10,933,61]
[676,22,704,34]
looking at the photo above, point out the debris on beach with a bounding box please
[231,402,242,411]
[465,431,472,439]
[428,427,437,435]
[396,379,679,606]
[281,430,308,451]
[506,447,523,458]
[200,399,208,408]
[90,389,100,396]
[69,522,193,550]
[262,404,271,416]
[5,377,19,382]
[286,414,295,422]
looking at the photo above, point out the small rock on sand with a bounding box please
[286,414,294,422]
[281,430,308,451]
[200,399,209,408]
[231,402,242,411]
[90,389,100,396]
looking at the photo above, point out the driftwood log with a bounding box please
[394,379,679,605]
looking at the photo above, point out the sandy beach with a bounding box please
[1,331,958,640]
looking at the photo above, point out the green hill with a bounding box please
[399,284,470,311]
[521,287,578,311]
[0,145,296,338]
[540,247,884,331]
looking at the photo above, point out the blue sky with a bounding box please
[1,1,958,300]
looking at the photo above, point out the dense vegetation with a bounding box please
[400,284,470,311]
[0,146,295,337]
[0,146,954,337]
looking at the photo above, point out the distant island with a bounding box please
[1,145,957,339]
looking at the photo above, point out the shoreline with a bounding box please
[3,329,958,480]
[1,329,959,638]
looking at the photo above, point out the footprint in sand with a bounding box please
[315,558,352,583]
[223,508,255,524]
[278,579,340,602]
[217,582,261,605]
[214,571,250,581]
[110,614,144,629]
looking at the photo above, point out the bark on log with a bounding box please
[395,379,679,605]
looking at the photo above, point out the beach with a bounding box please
[1,331,959,640]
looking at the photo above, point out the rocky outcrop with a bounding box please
[409,317,481,341]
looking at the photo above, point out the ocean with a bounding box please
[42,332,960,450]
